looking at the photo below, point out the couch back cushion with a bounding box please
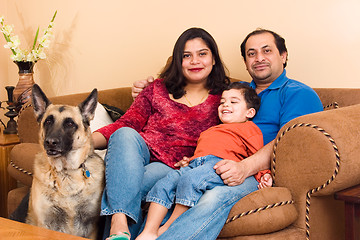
[17,87,360,144]
[314,88,360,108]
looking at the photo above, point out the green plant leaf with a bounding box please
[51,11,57,22]
[32,27,39,50]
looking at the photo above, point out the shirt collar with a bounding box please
[249,69,288,91]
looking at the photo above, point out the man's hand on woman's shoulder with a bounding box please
[131,76,155,99]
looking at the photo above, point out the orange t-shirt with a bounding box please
[190,121,270,182]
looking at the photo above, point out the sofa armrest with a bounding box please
[17,104,39,143]
[272,103,360,230]
[273,103,360,193]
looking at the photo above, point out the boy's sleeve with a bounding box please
[254,169,271,182]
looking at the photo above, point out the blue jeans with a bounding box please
[147,155,227,208]
[101,127,258,240]
[100,127,172,238]
[157,176,258,240]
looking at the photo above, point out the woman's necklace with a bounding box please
[184,91,209,107]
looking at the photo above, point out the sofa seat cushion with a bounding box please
[218,187,297,237]
[8,143,42,186]
[7,186,30,219]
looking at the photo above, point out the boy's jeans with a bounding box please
[147,155,232,208]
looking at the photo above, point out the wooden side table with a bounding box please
[0,129,20,218]
[0,217,88,240]
[334,184,360,240]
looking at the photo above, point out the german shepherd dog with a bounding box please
[26,84,105,239]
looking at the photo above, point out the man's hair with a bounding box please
[240,28,288,68]
[160,27,230,99]
[225,82,261,114]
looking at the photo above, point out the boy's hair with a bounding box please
[225,82,261,113]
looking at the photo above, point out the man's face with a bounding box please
[244,32,287,86]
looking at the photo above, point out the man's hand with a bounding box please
[131,76,154,99]
[214,160,249,186]
[258,173,273,189]
[174,156,191,168]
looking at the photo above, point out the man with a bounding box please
[131,29,324,239]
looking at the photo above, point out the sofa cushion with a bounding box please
[218,187,297,237]
[7,186,30,218]
[90,102,114,133]
[90,102,114,159]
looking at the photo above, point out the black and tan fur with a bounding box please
[26,84,104,239]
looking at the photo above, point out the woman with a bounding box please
[92,27,230,240]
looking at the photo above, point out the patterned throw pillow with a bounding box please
[101,103,125,121]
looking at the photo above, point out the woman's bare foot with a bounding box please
[135,231,158,240]
[107,213,130,240]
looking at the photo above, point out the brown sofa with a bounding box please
[7,85,360,240]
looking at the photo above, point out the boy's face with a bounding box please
[218,89,255,124]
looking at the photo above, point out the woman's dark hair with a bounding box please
[240,28,288,68]
[160,27,230,99]
[225,82,261,113]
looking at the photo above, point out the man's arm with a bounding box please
[214,140,274,186]
[131,76,154,99]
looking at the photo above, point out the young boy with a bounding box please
[136,82,272,240]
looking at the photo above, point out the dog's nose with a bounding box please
[45,138,60,147]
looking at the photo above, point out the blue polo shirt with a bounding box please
[248,70,323,145]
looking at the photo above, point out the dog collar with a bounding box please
[80,163,91,178]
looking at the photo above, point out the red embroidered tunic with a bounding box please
[96,79,221,168]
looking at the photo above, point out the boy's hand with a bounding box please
[131,76,154,99]
[258,173,273,189]
[174,156,191,168]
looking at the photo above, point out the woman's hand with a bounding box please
[174,156,191,168]
[214,160,249,186]
[131,76,154,99]
[92,132,107,150]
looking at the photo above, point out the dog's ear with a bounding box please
[32,84,52,122]
[78,88,98,126]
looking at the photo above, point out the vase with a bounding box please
[13,61,35,108]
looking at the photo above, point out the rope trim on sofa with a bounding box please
[225,200,294,224]
[272,123,340,240]
[10,160,33,176]
[323,102,339,110]
[17,101,32,116]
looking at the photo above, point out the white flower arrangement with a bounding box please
[0,11,57,62]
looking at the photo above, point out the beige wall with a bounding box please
[1,0,360,100]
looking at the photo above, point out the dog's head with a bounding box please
[32,84,98,163]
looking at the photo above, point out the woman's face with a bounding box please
[182,38,215,85]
